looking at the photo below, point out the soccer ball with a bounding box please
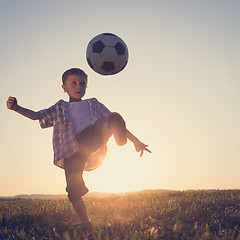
[86,33,129,76]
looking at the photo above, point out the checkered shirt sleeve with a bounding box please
[39,105,55,129]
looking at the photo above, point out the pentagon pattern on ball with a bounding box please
[92,41,105,53]
[115,42,125,55]
[102,61,114,72]
[86,33,129,75]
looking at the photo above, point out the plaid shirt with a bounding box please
[39,98,111,170]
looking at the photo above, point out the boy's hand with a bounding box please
[134,140,151,157]
[7,97,18,110]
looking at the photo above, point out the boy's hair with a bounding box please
[62,68,88,84]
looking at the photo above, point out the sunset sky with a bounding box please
[1,0,239,196]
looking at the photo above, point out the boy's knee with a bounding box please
[66,184,89,203]
[109,112,122,118]
[65,172,89,202]
[108,112,125,123]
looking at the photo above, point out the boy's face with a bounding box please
[62,74,87,102]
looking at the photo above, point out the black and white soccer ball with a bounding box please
[86,33,129,76]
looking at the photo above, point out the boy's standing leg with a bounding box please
[64,152,91,224]
[70,197,89,223]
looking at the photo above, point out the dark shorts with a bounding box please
[64,117,109,201]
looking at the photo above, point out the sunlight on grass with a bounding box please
[0,190,239,239]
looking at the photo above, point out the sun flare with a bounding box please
[84,137,153,193]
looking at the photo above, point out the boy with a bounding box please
[7,68,151,226]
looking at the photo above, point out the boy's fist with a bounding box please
[7,97,18,110]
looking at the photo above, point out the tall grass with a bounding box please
[0,190,239,239]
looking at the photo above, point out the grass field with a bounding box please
[0,190,239,239]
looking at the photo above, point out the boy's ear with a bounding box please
[62,84,66,92]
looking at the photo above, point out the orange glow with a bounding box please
[84,138,154,193]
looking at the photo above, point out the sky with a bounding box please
[0,0,239,197]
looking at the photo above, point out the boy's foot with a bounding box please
[74,221,92,232]
[74,220,92,227]
[108,113,127,146]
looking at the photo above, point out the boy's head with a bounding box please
[62,68,88,85]
[62,68,88,102]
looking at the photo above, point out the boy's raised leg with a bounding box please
[107,112,127,146]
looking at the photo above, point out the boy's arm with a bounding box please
[126,129,151,157]
[7,96,42,120]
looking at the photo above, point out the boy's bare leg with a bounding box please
[102,121,112,139]
[105,113,127,146]
[71,197,90,223]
